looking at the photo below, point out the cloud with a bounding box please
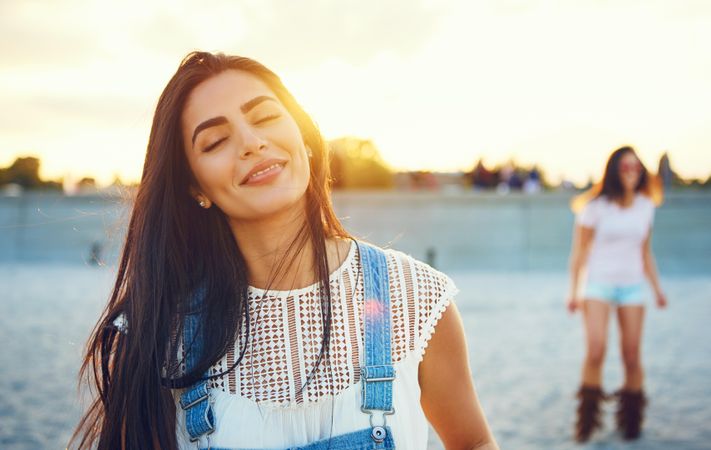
[1,0,710,184]
[0,93,152,136]
[0,2,103,68]
[232,0,444,68]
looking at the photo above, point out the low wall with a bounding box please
[1,191,709,274]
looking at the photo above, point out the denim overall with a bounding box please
[179,241,397,450]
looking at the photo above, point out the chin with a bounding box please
[245,190,308,219]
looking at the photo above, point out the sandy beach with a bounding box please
[1,266,710,449]
[1,192,710,449]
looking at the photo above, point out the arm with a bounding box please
[567,224,595,313]
[419,302,499,450]
[643,229,667,308]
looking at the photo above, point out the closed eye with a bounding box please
[203,137,227,153]
[254,114,280,125]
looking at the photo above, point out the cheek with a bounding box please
[192,153,236,194]
[277,127,310,181]
[622,173,639,186]
[294,151,312,186]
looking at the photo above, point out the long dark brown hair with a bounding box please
[571,146,663,212]
[70,51,350,449]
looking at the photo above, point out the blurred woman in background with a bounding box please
[567,146,666,443]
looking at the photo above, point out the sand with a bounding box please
[1,264,709,449]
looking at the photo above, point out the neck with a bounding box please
[619,190,635,206]
[229,200,312,290]
[228,202,349,291]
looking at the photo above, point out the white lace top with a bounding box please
[174,240,459,449]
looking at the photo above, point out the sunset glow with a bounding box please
[1,0,710,186]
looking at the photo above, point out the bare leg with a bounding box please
[617,305,645,390]
[575,299,611,442]
[581,299,611,387]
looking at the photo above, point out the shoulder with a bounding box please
[636,194,656,210]
[586,196,607,209]
[633,194,656,220]
[576,196,605,227]
[362,243,460,361]
[377,244,460,304]
[582,195,608,213]
[354,240,458,299]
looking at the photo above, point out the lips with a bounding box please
[239,158,288,186]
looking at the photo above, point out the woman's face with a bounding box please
[181,70,311,221]
[618,151,642,193]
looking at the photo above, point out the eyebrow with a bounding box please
[240,95,278,114]
[191,95,279,147]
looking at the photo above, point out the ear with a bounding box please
[189,186,211,209]
[305,145,314,158]
[188,185,200,201]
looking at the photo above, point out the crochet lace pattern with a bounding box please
[205,243,459,407]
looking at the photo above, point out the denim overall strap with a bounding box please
[179,287,216,445]
[356,241,395,444]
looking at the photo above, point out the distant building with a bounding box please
[657,152,677,189]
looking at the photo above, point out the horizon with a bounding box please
[2,149,705,191]
[2,1,711,186]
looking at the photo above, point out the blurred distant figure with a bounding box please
[496,164,514,194]
[567,146,666,443]
[508,170,523,190]
[559,179,576,191]
[523,167,542,194]
[88,241,103,266]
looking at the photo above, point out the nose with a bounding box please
[237,124,267,159]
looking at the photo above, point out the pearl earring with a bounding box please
[199,200,206,208]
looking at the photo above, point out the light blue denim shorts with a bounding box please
[584,282,646,306]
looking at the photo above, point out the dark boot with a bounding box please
[615,388,647,440]
[574,385,606,443]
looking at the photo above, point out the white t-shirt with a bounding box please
[576,193,655,285]
[174,240,458,449]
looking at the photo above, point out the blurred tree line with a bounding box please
[0,157,62,190]
[328,137,394,189]
[0,139,397,192]
[2,147,709,192]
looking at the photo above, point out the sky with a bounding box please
[1,0,710,186]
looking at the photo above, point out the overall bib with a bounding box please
[178,241,397,450]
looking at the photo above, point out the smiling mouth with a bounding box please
[240,161,286,186]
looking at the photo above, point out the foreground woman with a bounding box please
[71,51,498,450]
